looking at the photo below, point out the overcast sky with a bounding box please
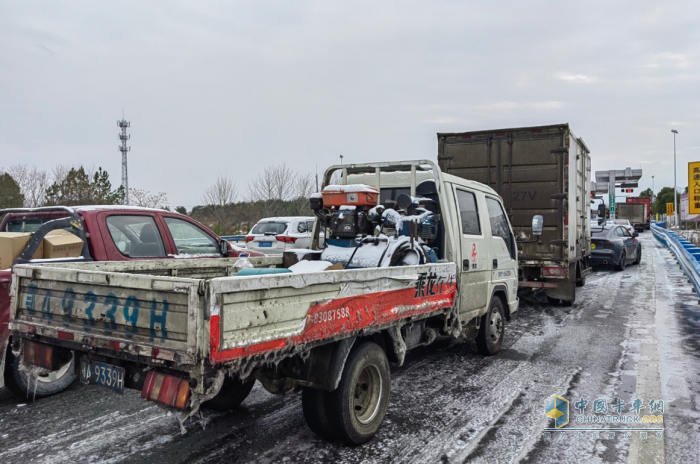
[1,1,698,208]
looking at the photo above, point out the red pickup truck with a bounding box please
[0,206,258,399]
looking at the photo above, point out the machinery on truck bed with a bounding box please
[8,160,541,445]
[437,123,592,305]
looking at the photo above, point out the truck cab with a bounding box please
[311,161,519,337]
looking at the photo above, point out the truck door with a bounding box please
[484,196,518,297]
[452,186,489,315]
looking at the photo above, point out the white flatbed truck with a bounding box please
[9,160,538,444]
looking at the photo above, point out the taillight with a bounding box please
[543,266,567,277]
[141,371,191,410]
[245,236,254,243]
[276,236,297,243]
[24,340,61,370]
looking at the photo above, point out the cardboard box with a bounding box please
[0,232,43,269]
[43,229,84,259]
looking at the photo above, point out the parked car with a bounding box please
[606,218,635,236]
[245,216,319,254]
[0,205,263,400]
[590,225,641,271]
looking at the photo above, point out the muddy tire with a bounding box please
[302,387,337,440]
[476,296,505,356]
[4,348,76,399]
[615,251,627,271]
[327,342,390,445]
[204,377,255,411]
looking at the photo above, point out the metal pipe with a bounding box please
[673,130,678,227]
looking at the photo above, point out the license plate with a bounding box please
[80,359,125,393]
[259,242,272,247]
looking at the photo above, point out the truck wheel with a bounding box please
[615,251,627,271]
[327,341,390,445]
[476,296,505,356]
[4,348,76,399]
[302,387,337,440]
[203,377,255,410]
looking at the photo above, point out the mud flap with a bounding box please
[546,280,576,302]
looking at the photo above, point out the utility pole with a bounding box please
[672,129,678,227]
[339,154,344,165]
[118,113,131,205]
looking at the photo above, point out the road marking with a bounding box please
[627,241,665,464]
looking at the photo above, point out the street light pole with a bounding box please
[672,130,678,227]
[651,175,655,205]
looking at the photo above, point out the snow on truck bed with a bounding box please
[322,184,378,193]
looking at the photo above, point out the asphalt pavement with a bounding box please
[0,233,698,464]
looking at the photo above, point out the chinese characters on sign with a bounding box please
[544,394,664,440]
[688,161,700,215]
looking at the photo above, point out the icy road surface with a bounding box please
[1,234,699,464]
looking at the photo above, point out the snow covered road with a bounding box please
[1,233,698,464]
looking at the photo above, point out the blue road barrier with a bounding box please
[220,235,247,243]
[651,223,700,301]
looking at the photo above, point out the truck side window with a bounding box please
[485,197,515,259]
[164,217,220,255]
[106,216,166,258]
[455,189,481,235]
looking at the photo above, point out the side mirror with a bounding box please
[532,215,543,236]
[220,239,231,257]
[633,232,639,237]
[597,204,606,218]
[598,218,604,226]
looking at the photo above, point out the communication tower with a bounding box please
[117,116,131,205]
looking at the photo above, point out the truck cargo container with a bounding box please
[615,203,648,232]
[625,196,652,229]
[437,123,591,305]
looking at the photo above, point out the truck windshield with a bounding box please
[485,197,515,259]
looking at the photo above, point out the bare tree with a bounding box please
[130,188,169,209]
[2,165,51,207]
[247,164,299,217]
[248,164,295,201]
[202,175,238,233]
[288,171,315,216]
[51,164,71,186]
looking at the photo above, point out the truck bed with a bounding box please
[10,257,457,387]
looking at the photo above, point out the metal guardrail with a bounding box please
[220,235,247,243]
[651,222,700,301]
